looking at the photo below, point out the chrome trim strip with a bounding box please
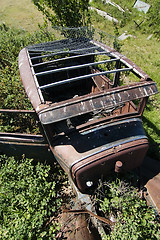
[80,117,142,135]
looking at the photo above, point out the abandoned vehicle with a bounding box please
[1,38,158,193]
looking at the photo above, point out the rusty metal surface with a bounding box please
[59,211,100,240]
[0,132,44,143]
[146,174,160,213]
[140,157,160,213]
[52,118,149,193]
[18,48,44,108]
[39,81,158,124]
[17,38,159,194]
[0,109,35,114]
[66,175,107,239]
[72,139,148,193]
[0,132,53,161]
[52,118,147,165]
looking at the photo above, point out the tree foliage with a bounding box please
[146,0,160,37]
[32,0,90,27]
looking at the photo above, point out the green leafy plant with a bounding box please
[0,155,65,239]
[96,176,160,239]
[145,0,160,37]
[32,0,91,27]
[0,23,56,133]
[113,22,122,52]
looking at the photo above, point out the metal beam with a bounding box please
[39,67,132,90]
[0,109,35,114]
[30,46,101,60]
[35,58,119,77]
[31,51,112,67]
[39,81,158,124]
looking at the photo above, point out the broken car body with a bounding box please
[0,37,158,195]
[17,38,158,193]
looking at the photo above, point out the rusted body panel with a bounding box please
[18,48,43,109]
[38,81,157,124]
[140,157,160,213]
[18,38,158,193]
[52,118,148,192]
[0,132,52,161]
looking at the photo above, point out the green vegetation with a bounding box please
[0,23,56,133]
[0,0,160,238]
[0,155,64,239]
[0,24,67,239]
[119,34,160,160]
[32,0,90,27]
[96,175,160,239]
[92,0,160,36]
[90,0,160,160]
[0,0,44,32]
[90,1,160,236]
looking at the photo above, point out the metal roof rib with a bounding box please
[30,46,101,60]
[31,51,112,67]
[35,58,120,77]
[39,67,132,90]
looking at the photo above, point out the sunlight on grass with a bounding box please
[0,0,44,31]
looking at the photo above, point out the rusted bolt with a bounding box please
[115,161,123,173]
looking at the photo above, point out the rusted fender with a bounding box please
[140,156,160,213]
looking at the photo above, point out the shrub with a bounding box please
[32,0,90,27]
[0,155,63,239]
[0,23,56,110]
[0,23,56,133]
[96,176,160,239]
[145,0,160,37]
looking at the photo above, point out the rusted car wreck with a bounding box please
[17,38,158,193]
[0,38,158,195]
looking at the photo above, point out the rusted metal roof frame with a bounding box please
[92,40,151,80]
[35,58,120,77]
[19,39,158,126]
[39,67,132,90]
[31,51,112,68]
[30,46,100,60]
[38,81,158,124]
[19,48,45,107]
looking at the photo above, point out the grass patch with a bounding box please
[120,34,160,160]
[91,4,160,160]
[0,0,44,31]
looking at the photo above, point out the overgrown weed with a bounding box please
[0,154,65,239]
[95,174,160,239]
